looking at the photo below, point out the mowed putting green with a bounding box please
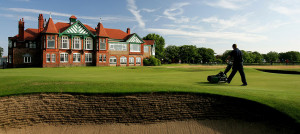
[0,65,300,124]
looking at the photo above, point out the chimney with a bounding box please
[18,18,24,41]
[38,14,44,33]
[127,28,130,34]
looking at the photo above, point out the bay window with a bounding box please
[46,54,50,63]
[130,44,141,52]
[60,53,69,63]
[73,37,81,49]
[136,57,141,64]
[47,35,55,49]
[109,56,117,64]
[73,53,81,62]
[100,38,106,50]
[120,56,127,64]
[129,57,134,64]
[61,36,69,49]
[51,54,56,63]
[85,53,92,63]
[85,37,93,50]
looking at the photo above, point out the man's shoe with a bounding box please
[241,84,247,86]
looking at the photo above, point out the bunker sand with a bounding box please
[0,120,289,134]
[0,93,298,134]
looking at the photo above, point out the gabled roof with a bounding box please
[144,40,155,45]
[126,33,145,43]
[42,18,58,33]
[105,28,129,40]
[96,23,108,37]
[61,21,95,36]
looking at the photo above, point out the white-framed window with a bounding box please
[85,53,92,63]
[103,55,106,62]
[60,53,69,63]
[144,45,149,53]
[109,56,117,64]
[46,53,50,63]
[14,42,16,47]
[47,35,55,49]
[129,57,134,64]
[9,55,12,63]
[85,37,93,50]
[24,56,31,63]
[120,56,127,64]
[73,53,81,62]
[73,36,81,49]
[130,44,141,52]
[51,54,56,63]
[29,41,36,48]
[61,36,69,49]
[136,57,141,64]
[152,46,155,55]
[100,38,106,50]
[8,40,12,48]
[99,54,102,62]
[109,43,127,51]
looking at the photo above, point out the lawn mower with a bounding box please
[207,62,232,83]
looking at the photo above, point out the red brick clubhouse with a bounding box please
[8,14,155,68]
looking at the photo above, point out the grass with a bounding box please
[1,65,300,123]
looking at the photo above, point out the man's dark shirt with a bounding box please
[230,48,243,63]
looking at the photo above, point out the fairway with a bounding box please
[0,65,300,125]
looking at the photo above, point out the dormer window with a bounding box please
[47,35,55,49]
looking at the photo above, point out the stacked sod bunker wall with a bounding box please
[0,93,299,133]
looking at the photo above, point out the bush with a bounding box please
[143,56,161,66]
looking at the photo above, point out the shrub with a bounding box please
[143,56,161,66]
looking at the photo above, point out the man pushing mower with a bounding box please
[207,44,247,86]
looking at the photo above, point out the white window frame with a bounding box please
[109,43,127,51]
[73,36,81,50]
[103,54,106,62]
[61,36,69,49]
[109,56,117,64]
[100,38,106,50]
[60,53,69,63]
[46,53,50,63]
[73,53,81,63]
[129,57,134,64]
[51,54,56,63]
[99,54,102,62]
[136,57,141,64]
[85,37,93,50]
[85,53,92,63]
[120,56,127,64]
[47,35,55,49]
[130,44,141,52]
[144,45,149,53]
[24,57,31,63]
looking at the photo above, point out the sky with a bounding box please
[0,0,300,56]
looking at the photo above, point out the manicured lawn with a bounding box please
[1,65,300,123]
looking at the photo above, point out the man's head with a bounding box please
[232,44,237,49]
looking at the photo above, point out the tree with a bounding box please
[279,51,300,62]
[198,47,215,63]
[265,51,279,62]
[143,33,165,61]
[179,45,197,63]
[165,45,180,63]
[0,47,3,57]
[252,51,263,63]
[221,50,231,63]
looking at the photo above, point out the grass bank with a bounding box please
[0,65,300,123]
